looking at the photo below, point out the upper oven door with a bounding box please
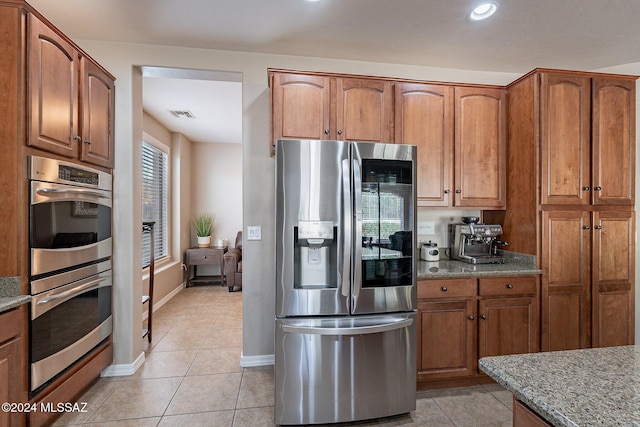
[30,180,112,277]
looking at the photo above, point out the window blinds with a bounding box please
[142,141,168,268]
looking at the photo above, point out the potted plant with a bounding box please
[193,212,214,247]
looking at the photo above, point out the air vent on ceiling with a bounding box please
[169,110,196,119]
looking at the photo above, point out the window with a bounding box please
[142,140,168,267]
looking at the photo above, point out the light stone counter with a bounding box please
[0,276,30,313]
[479,346,640,426]
[418,251,541,279]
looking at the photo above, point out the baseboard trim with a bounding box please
[101,351,146,377]
[240,352,274,367]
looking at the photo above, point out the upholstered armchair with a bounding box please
[223,231,242,292]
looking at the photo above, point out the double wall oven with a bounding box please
[28,156,112,393]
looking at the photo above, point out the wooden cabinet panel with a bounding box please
[513,399,552,427]
[417,278,475,299]
[592,77,635,205]
[336,78,392,142]
[478,276,537,296]
[542,211,591,351]
[28,13,79,158]
[271,73,331,145]
[417,300,476,379]
[478,296,538,357]
[80,58,114,168]
[395,83,453,206]
[454,87,506,208]
[0,307,26,427]
[591,211,635,347]
[540,73,591,205]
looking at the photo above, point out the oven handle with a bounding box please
[36,187,111,200]
[32,272,111,319]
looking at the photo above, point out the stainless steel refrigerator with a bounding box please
[275,139,417,425]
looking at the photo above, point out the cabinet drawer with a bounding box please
[418,279,476,299]
[479,276,537,296]
[186,249,220,265]
[0,306,23,344]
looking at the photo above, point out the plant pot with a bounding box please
[197,236,211,248]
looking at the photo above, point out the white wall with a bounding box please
[77,38,640,367]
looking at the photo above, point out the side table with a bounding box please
[184,246,228,287]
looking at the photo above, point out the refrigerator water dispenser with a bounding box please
[294,221,337,289]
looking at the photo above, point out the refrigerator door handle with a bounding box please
[352,159,363,298]
[281,318,413,336]
[341,159,351,298]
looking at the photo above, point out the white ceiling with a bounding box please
[27,0,640,143]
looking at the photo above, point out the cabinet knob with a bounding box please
[73,136,81,141]
[468,315,475,321]
[444,189,451,194]
[84,140,92,145]
[481,314,487,320]
[455,189,462,194]
[441,286,448,292]
[337,129,343,135]
[324,129,330,135]
[583,226,590,230]
[582,186,590,191]
[506,283,513,289]
[594,225,602,230]
[594,186,602,191]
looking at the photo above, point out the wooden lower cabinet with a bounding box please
[417,276,539,388]
[0,307,27,427]
[513,399,551,427]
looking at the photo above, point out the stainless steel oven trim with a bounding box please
[29,155,112,191]
[30,316,112,391]
[30,259,111,295]
[31,180,112,207]
[31,237,112,277]
[31,269,112,320]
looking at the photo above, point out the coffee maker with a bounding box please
[449,217,507,264]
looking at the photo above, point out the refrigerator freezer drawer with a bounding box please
[275,313,416,425]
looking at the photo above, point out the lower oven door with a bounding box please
[30,269,112,392]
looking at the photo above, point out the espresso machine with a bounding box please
[449,217,507,264]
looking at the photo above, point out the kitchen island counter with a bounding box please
[479,345,640,426]
[0,276,30,313]
[418,251,541,279]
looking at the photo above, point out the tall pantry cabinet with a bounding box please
[485,69,636,351]
[0,2,115,426]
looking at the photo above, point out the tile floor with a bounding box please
[53,285,513,426]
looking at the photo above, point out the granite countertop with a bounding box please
[479,346,640,427]
[0,276,31,313]
[417,250,541,279]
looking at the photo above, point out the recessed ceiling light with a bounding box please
[470,2,498,21]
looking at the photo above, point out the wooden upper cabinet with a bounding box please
[395,83,454,206]
[454,87,506,208]
[28,13,115,168]
[335,78,392,142]
[592,77,635,205]
[28,13,79,158]
[80,58,115,168]
[540,73,591,205]
[271,73,331,145]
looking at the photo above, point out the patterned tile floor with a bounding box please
[53,285,513,426]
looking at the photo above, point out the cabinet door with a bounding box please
[395,83,453,207]
[271,73,331,145]
[478,296,538,358]
[591,211,635,347]
[540,73,591,205]
[28,13,79,158]
[0,308,25,427]
[417,299,476,379]
[454,87,506,208]
[541,211,591,351]
[592,77,635,205]
[80,58,114,168]
[336,78,392,142]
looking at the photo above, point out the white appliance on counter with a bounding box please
[275,139,417,425]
